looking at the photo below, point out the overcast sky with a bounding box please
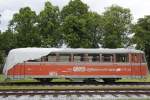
[0,0,150,32]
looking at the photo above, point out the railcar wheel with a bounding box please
[102,78,119,83]
[35,78,52,83]
[83,78,97,83]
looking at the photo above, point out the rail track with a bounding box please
[0,82,150,86]
[0,82,150,99]
[0,89,150,99]
[0,89,150,95]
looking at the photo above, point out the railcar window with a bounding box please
[88,54,100,62]
[102,54,113,62]
[116,54,128,62]
[41,56,48,62]
[59,54,70,62]
[131,54,139,63]
[73,54,87,62]
[48,53,57,62]
[73,54,81,62]
[81,54,88,62]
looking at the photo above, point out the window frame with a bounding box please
[101,54,114,63]
[115,53,129,63]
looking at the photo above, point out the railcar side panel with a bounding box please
[7,63,148,78]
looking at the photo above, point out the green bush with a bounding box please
[0,50,5,74]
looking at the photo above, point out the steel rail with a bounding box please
[0,82,150,86]
[0,89,150,96]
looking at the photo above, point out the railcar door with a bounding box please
[115,53,131,76]
[131,53,141,77]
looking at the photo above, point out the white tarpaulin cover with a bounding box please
[3,48,60,75]
[3,47,143,75]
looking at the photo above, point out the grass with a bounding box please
[0,84,150,90]
[0,74,72,83]
[0,75,37,83]
[0,75,5,82]
[117,75,150,82]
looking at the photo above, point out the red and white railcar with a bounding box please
[3,48,149,82]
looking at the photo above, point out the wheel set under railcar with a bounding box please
[3,48,149,83]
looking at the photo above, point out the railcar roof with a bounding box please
[50,48,143,54]
[9,48,143,54]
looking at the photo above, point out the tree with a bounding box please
[0,29,17,53]
[0,33,3,65]
[38,1,61,47]
[83,12,104,48]
[133,15,150,67]
[61,0,88,19]
[9,7,41,47]
[0,14,3,71]
[61,0,88,48]
[0,14,3,65]
[61,0,104,48]
[0,29,17,72]
[61,15,89,48]
[102,5,132,48]
[0,49,4,73]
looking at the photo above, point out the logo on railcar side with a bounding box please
[72,66,131,72]
[73,66,86,72]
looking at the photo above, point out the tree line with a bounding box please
[0,0,150,71]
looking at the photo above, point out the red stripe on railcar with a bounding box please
[7,63,148,77]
